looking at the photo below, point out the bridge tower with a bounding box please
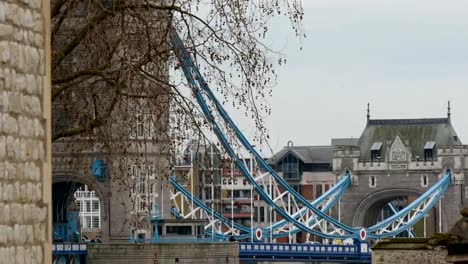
[333,110,467,238]
[51,0,172,242]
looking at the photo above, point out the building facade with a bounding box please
[268,144,335,243]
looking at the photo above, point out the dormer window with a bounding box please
[424,141,436,162]
[281,153,300,180]
[371,142,383,162]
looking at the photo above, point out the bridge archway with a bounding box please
[352,188,447,237]
[53,172,109,242]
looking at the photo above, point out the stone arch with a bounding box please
[352,188,447,231]
[53,171,109,240]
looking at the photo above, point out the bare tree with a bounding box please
[51,0,304,145]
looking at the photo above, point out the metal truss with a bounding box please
[172,30,452,240]
[170,177,248,238]
[368,172,451,239]
[170,171,351,240]
[387,202,415,238]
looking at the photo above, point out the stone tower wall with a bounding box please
[0,0,52,262]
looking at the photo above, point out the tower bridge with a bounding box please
[51,30,468,263]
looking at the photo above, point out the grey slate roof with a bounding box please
[357,118,461,160]
[331,138,359,147]
[268,146,332,164]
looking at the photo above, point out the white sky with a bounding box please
[229,0,468,155]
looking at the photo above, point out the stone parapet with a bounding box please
[86,243,239,264]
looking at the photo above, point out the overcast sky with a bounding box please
[227,0,468,155]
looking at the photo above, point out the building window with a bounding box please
[315,184,323,198]
[424,142,436,162]
[129,164,156,213]
[74,186,101,229]
[259,207,265,222]
[130,112,154,139]
[282,154,300,179]
[253,206,259,221]
[369,176,376,188]
[421,175,429,187]
[371,142,383,162]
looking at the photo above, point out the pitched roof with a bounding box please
[268,146,332,164]
[358,118,461,160]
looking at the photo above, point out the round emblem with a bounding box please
[359,228,367,241]
[255,228,263,240]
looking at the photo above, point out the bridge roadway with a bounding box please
[53,241,371,263]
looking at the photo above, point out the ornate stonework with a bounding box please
[390,136,408,162]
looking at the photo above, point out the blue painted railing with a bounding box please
[239,242,371,263]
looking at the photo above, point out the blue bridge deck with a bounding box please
[53,242,372,263]
[239,242,371,263]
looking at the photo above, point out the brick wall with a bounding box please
[0,0,51,263]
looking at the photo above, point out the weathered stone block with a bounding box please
[8,41,17,67]
[14,224,28,245]
[0,203,10,224]
[0,41,10,65]
[10,203,23,224]
[0,136,5,159]
[3,183,13,201]
[6,135,19,159]
[33,223,45,242]
[23,95,41,116]
[8,91,23,113]
[33,32,43,48]
[32,11,42,32]
[26,225,33,244]
[32,245,42,264]
[13,28,23,42]
[15,245,24,264]
[5,161,16,180]
[34,118,43,137]
[23,246,32,264]
[4,114,18,134]
[26,74,36,94]
[0,3,6,23]
[0,23,13,38]
[16,73,27,92]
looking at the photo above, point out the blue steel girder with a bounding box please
[172,31,357,239]
[171,30,452,240]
